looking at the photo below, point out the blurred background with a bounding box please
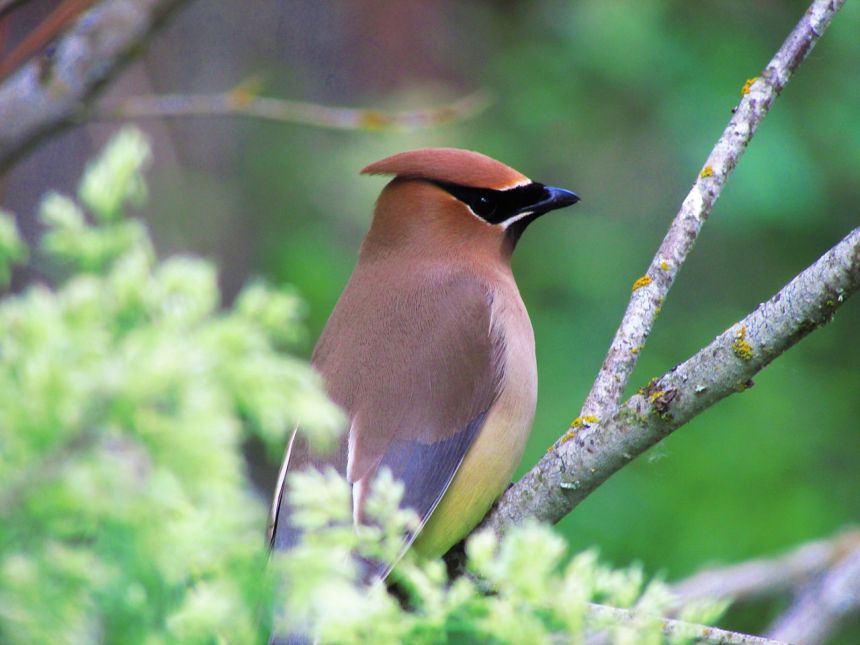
[3,0,859,638]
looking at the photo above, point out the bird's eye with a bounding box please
[471,194,497,218]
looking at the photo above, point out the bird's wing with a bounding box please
[269,269,504,557]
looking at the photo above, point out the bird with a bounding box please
[269,147,579,569]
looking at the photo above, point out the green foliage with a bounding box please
[0,128,343,643]
[279,467,726,644]
[0,129,729,644]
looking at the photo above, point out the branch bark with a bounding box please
[586,603,787,645]
[0,0,98,82]
[479,0,850,536]
[766,544,860,644]
[483,226,860,534]
[670,528,860,607]
[0,0,191,173]
[579,0,845,424]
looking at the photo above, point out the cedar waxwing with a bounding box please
[269,148,579,568]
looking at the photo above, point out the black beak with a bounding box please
[510,184,580,219]
[528,185,580,215]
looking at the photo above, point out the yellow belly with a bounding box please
[411,273,537,559]
[410,396,533,557]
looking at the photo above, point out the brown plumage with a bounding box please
[270,148,578,567]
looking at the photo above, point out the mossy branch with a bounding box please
[483,226,860,534]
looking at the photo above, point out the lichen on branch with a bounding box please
[484,226,860,534]
[482,0,850,537]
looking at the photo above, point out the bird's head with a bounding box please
[360,148,579,257]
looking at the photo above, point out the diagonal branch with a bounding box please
[0,0,98,82]
[482,226,860,534]
[578,0,846,425]
[766,544,860,644]
[670,528,860,608]
[0,0,191,173]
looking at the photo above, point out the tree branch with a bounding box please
[483,226,860,534]
[93,86,492,132]
[766,544,860,644]
[477,0,850,537]
[0,0,191,173]
[0,0,98,82]
[671,528,860,607]
[586,603,787,645]
[578,0,846,424]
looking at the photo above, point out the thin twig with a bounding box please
[481,226,860,534]
[586,603,787,645]
[94,86,493,132]
[576,0,846,426]
[766,544,860,644]
[670,528,860,609]
[0,0,191,172]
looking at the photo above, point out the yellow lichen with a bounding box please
[638,377,659,396]
[358,110,393,130]
[571,415,599,429]
[731,324,753,361]
[649,390,666,404]
[554,416,601,451]
[699,165,714,179]
[557,429,578,447]
[741,77,758,95]
[632,275,652,291]
[228,76,264,108]
[659,260,670,271]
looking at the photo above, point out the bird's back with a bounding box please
[270,255,519,559]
